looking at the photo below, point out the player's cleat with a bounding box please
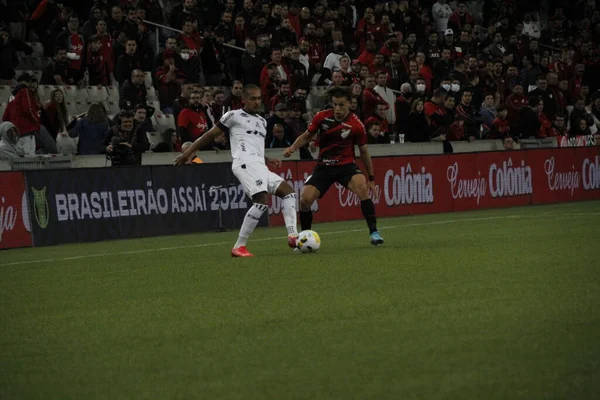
[287,235,298,249]
[370,231,384,246]
[231,246,254,257]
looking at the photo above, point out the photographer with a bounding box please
[104,111,148,166]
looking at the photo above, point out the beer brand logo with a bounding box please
[32,187,49,229]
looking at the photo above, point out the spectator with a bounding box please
[365,103,389,141]
[155,37,178,69]
[107,6,126,36]
[241,39,263,86]
[520,97,542,139]
[0,122,23,159]
[432,0,453,35]
[503,136,515,150]
[268,123,292,148]
[223,81,244,111]
[2,73,41,156]
[286,86,308,115]
[480,93,498,134]
[448,2,475,35]
[366,120,384,144]
[119,69,147,111]
[551,115,568,137]
[269,80,291,113]
[373,72,396,127]
[181,141,203,163]
[86,36,112,86]
[68,102,110,155]
[0,26,32,84]
[200,90,217,128]
[55,13,85,83]
[424,88,449,141]
[407,99,430,142]
[105,110,148,165]
[395,83,413,138]
[155,52,186,113]
[537,100,553,138]
[82,7,104,40]
[267,103,289,143]
[133,104,155,140]
[489,106,510,139]
[42,89,69,141]
[40,47,72,86]
[115,38,142,86]
[456,89,484,140]
[570,118,592,138]
[176,91,210,144]
[173,82,194,121]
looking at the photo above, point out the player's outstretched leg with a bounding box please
[347,175,384,246]
[275,182,299,248]
[299,185,320,231]
[232,192,269,257]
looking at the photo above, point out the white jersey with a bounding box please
[217,109,268,168]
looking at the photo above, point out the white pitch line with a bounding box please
[1,211,599,268]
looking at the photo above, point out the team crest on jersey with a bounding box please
[255,179,263,186]
[341,129,351,139]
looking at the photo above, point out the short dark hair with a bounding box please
[88,35,100,43]
[328,86,352,101]
[242,84,261,99]
[528,96,541,107]
[133,104,147,112]
[433,88,448,98]
[54,46,67,55]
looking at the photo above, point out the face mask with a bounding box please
[180,53,190,60]
[451,83,460,92]
[442,84,451,91]
[416,83,426,92]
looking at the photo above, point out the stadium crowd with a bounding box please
[1,0,600,163]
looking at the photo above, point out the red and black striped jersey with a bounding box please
[308,110,368,166]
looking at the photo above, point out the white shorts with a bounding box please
[232,162,284,198]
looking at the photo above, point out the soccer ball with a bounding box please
[297,230,321,253]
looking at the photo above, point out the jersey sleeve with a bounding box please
[216,110,236,133]
[307,111,325,135]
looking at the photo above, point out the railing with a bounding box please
[141,19,246,55]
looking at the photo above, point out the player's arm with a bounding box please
[283,129,317,157]
[174,125,224,166]
[358,144,375,181]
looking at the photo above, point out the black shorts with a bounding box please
[305,163,362,198]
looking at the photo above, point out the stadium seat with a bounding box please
[37,85,57,104]
[0,86,12,102]
[104,101,120,115]
[146,131,164,149]
[62,86,80,102]
[87,86,109,103]
[107,85,119,102]
[146,86,157,101]
[143,71,152,88]
[27,42,44,58]
[147,100,161,112]
[0,103,7,121]
[154,113,175,133]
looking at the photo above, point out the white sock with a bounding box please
[282,193,298,237]
[234,203,268,248]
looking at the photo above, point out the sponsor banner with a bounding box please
[26,164,264,246]
[269,148,600,226]
[557,135,598,148]
[0,172,32,249]
[577,147,600,201]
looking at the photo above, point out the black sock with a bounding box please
[299,210,313,231]
[360,199,377,234]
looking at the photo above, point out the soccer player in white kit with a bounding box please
[174,85,299,257]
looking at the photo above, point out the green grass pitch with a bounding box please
[1,202,599,400]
